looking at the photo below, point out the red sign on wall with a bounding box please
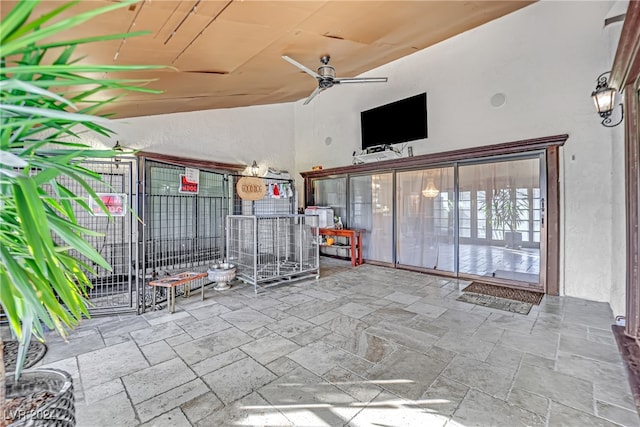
[90,193,126,216]
[179,174,199,194]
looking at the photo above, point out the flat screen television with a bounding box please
[360,92,428,150]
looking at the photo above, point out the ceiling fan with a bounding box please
[282,55,388,105]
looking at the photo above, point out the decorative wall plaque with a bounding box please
[236,176,266,200]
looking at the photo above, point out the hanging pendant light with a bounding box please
[422,179,439,198]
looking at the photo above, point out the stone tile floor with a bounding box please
[32,259,640,426]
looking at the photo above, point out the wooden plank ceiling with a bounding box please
[3,0,535,118]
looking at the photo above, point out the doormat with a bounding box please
[456,282,544,315]
[3,340,48,372]
[456,292,534,315]
[462,282,544,304]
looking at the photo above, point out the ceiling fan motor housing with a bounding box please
[318,65,336,87]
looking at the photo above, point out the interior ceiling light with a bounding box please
[422,179,440,198]
[591,71,624,127]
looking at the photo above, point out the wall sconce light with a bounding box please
[250,160,259,177]
[591,72,624,127]
[113,140,124,168]
[113,140,123,152]
[422,179,440,198]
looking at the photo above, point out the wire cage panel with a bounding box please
[141,161,229,310]
[231,176,296,216]
[53,159,138,314]
[227,215,319,292]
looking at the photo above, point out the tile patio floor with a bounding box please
[31,259,639,426]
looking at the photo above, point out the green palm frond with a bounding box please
[0,0,167,380]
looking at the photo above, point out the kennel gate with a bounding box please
[56,159,139,314]
[226,214,320,292]
[140,159,230,312]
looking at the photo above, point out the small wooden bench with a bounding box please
[148,271,208,313]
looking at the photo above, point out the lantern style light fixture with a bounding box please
[250,160,259,177]
[591,72,624,127]
[113,140,124,168]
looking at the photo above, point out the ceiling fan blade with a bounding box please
[282,55,321,79]
[303,86,325,105]
[334,77,388,84]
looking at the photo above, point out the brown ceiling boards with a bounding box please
[2,0,534,118]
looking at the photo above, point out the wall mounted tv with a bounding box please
[360,92,428,150]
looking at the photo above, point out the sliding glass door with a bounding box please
[396,167,455,272]
[310,152,546,288]
[393,156,543,285]
[457,157,542,284]
[350,173,393,263]
[313,177,346,224]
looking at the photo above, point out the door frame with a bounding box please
[610,0,640,338]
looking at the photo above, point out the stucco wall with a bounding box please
[293,0,625,314]
[94,103,296,176]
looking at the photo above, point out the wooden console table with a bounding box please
[318,228,363,266]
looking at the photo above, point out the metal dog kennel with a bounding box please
[226,214,320,292]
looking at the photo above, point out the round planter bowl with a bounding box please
[5,368,75,426]
[208,263,236,291]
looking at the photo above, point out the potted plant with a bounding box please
[1,1,164,424]
[483,186,529,248]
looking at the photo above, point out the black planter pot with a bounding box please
[5,368,75,427]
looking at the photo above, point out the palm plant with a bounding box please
[486,187,529,233]
[0,0,165,408]
[481,185,529,247]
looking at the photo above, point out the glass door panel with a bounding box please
[350,173,393,263]
[396,167,455,272]
[312,177,346,226]
[458,158,541,283]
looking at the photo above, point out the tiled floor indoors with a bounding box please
[27,258,639,426]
